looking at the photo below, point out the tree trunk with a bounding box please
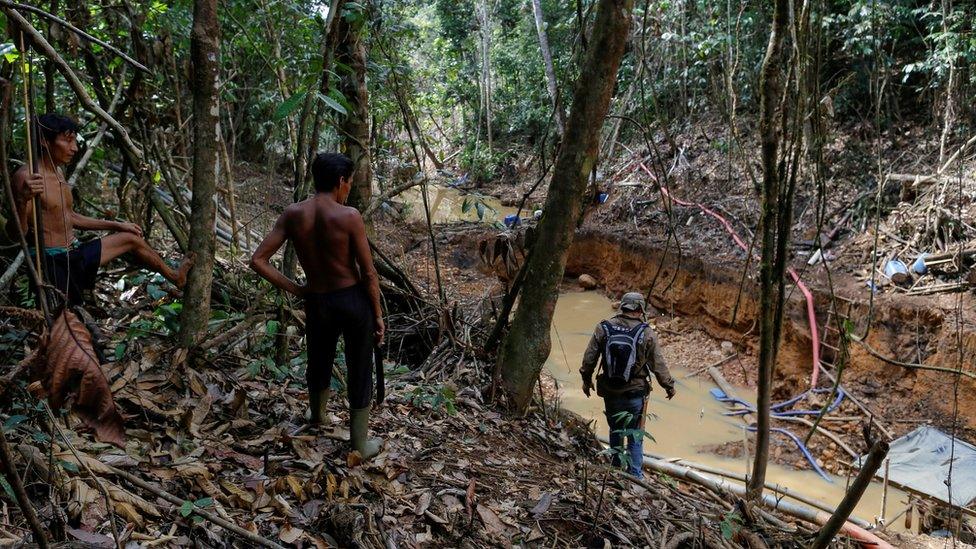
[498,0,634,412]
[748,0,788,500]
[530,0,565,136]
[336,7,372,212]
[179,0,220,348]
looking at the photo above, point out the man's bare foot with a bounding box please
[175,253,196,288]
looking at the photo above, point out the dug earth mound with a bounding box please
[565,228,976,434]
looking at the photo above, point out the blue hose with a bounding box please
[746,426,833,482]
[710,388,842,482]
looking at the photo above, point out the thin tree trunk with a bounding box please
[748,0,789,500]
[336,6,372,212]
[259,0,299,160]
[498,0,634,411]
[43,0,57,111]
[179,0,220,348]
[809,440,889,549]
[530,0,565,136]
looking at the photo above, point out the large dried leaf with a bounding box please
[32,310,125,447]
[106,482,160,518]
[476,504,508,538]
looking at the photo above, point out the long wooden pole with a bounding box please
[18,31,42,278]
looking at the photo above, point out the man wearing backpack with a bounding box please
[580,292,675,478]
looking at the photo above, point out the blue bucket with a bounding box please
[503,214,521,227]
[911,253,931,275]
[597,192,609,204]
[884,259,910,285]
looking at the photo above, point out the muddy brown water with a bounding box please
[403,186,908,528]
[403,186,518,224]
[546,291,908,528]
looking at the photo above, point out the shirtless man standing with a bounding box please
[8,114,194,306]
[250,152,385,458]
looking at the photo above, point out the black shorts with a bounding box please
[39,239,102,306]
[304,284,376,409]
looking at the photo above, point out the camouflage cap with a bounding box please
[619,292,646,312]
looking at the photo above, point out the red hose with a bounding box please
[635,161,821,388]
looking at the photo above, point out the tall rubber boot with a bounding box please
[308,388,331,424]
[349,407,382,459]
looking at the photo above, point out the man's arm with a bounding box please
[349,210,384,343]
[5,170,40,242]
[249,211,303,296]
[645,330,675,398]
[70,211,142,236]
[580,324,604,396]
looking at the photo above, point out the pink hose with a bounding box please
[635,161,821,388]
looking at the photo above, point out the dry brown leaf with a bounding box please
[414,492,432,516]
[66,478,99,523]
[32,310,125,447]
[184,394,214,437]
[278,524,304,545]
[66,527,114,548]
[114,501,145,527]
[56,450,113,475]
[284,475,305,501]
[220,480,255,507]
[476,504,508,538]
[106,482,160,518]
[465,478,476,521]
[530,491,555,517]
[326,473,337,501]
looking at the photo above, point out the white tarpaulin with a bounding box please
[859,426,976,507]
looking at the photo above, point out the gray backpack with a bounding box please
[599,321,647,384]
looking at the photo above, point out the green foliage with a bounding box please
[720,510,744,540]
[599,410,654,472]
[410,383,458,416]
[179,496,214,524]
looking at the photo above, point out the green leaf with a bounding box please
[266,320,280,336]
[0,475,15,500]
[179,500,194,517]
[475,201,485,220]
[114,343,126,361]
[273,90,308,122]
[59,459,79,473]
[31,431,51,443]
[146,284,167,300]
[316,92,348,116]
[3,415,28,432]
[193,497,214,508]
[461,197,471,213]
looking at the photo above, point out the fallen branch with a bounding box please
[810,439,889,549]
[67,65,128,188]
[4,8,144,161]
[199,313,271,352]
[362,175,425,218]
[854,338,976,381]
[0,422,49,547]
[42,402,122,549]
[0,250,24,291]
[0,1,150,73]
[627,459,892,549]
[105,465,286,549]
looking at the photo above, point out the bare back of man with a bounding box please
[286,196,363,293]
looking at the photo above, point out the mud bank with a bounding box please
[565,228,976,432]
